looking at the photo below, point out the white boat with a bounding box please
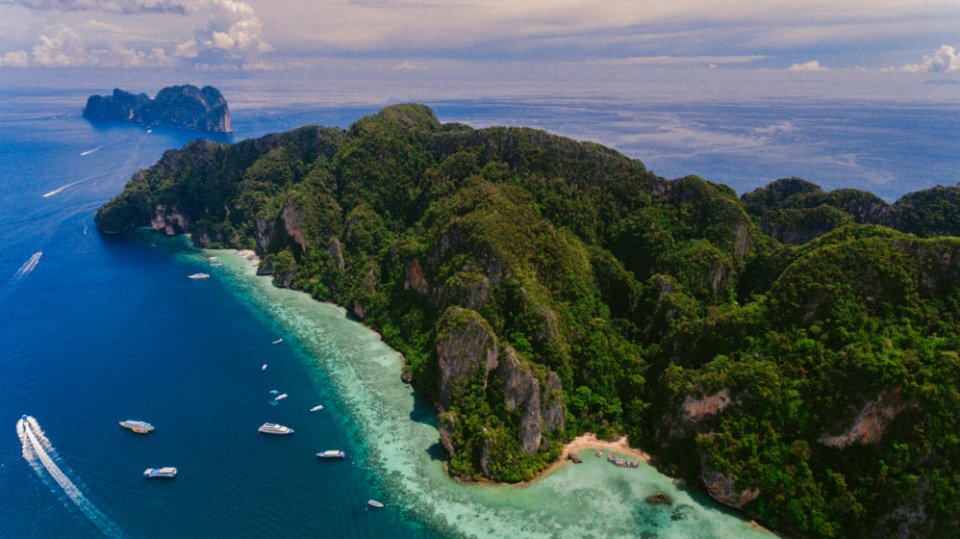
[275,393,288,401]
[258,423,294,435]
[261,364,268,371]
[316,450,345,459]
[367,499,384,508]
[187,273,210,279]
[119,420,155,434]
[143,467,176,478]
[272,338,283,345]
[309,405,324,412]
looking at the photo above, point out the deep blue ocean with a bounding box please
[0,84,956,538]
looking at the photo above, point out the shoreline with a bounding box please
[216,245,775,536]
[231,248,260,266]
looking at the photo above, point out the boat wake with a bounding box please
[17,416,127,538]
[42,180,84,198]
[9,251,42,284]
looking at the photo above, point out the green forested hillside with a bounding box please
[96,104,960,538]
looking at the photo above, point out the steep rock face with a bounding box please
[328,238,346,272]
[149,204,190,235]
[83,85,232,133]
[540,371,564,437]
[682,388,732,424]
[435,307,499,410]
[499,347,543,453]
[700,455,760,510]
[819,388,913,448]
[281,199,309,254]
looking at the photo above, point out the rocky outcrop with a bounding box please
[328,238,346,272]
[435,307,499,410]
[700,455,760,509]
[281,200,308,254]
[682,388,732,424]
[404,259,430,296]
[149,204,190,235]
[540,371,564,438]
[499,347,543,453]
[819,387,913,448]
[83,85,232,133]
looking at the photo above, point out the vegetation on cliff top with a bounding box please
[96,104,960,538]
[83,85,233,133]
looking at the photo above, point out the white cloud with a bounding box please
[0,50,30,66]
[22,25,175,66]
[10,0,185,14]
[1,0,270,68]
[902,44,959,73]
[788,60,826,72]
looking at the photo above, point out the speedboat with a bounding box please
[261,364,268,371]
[275,393,288,401]
[272,338,283,345]
[258,423,294,435]
[143,467,177,478]
[119,420,155,434]
[367,499,384,508]
[187,273,210,279]
[316,450,345,459]
[309,405,324,412]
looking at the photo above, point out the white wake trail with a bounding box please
[43,180,84,198]
[17,416,128,538]
[80,147,101,156]
[10,251,42,284]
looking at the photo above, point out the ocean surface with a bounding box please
[0,84,956,538]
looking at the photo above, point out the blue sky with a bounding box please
[0,0,958,100]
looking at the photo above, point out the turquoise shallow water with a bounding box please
[204,247,773,539]
[4,84,953,537]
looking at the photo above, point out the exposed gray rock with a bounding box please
[435,307,499,410]
[281,199,308,254]
[819,387,913,448]
[700,455,759,509]
[682,388,732,424]
[499,347,542,453]
[149,204,190,235]
[328,238,346,272]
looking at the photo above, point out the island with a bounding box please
[82,85,232,133]
[95,104,960,538]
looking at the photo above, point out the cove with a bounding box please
[188,238,774,539]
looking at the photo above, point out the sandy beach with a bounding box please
[560,433,652,463]
[232,249,260,266]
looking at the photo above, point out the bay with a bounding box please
[1,83,954,538]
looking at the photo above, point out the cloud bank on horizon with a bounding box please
[0,0,957,84]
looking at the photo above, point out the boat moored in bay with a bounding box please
[258,423,294,435]
[316,450,345,459]
[119,420,154,434]
[143,467,177,478]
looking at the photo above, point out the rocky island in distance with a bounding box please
[82,85,232,133]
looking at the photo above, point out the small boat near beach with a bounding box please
[258,423,294,435]
[272,338,283,345]
[309,405,324,412]
[367,499,384,508]
[143,467,177,478]
[316,450,345,459]
[275,393,288,401]
[119,420,154,434]
[187,273,210,279]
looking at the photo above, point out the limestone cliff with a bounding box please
[83,85,232,133]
